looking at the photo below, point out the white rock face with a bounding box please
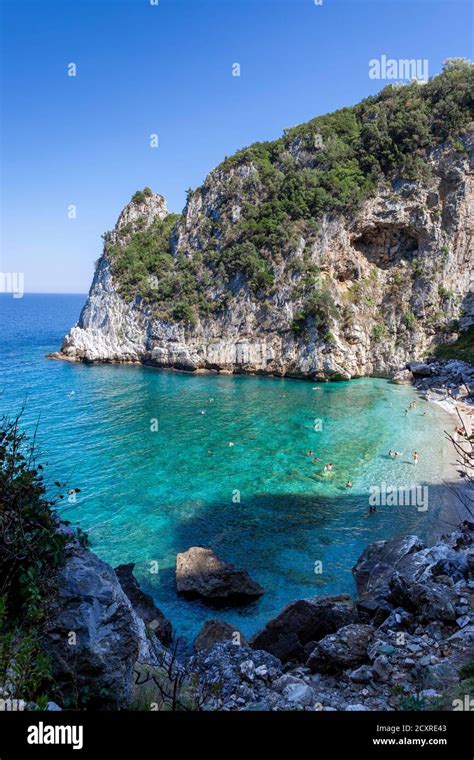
[56,139,474,379]
[61,256,148,363]
[116,191,168,231]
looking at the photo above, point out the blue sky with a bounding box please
[1,0,472,293]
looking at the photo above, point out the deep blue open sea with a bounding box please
[0,294,454,641]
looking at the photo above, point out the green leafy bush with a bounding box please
[372,322,386,340]
[0,415,84,703]
[436,325,474,364]
[404,309,417,328]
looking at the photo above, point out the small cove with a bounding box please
[0,294,455,641]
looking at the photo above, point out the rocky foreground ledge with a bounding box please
[39,525,474,712]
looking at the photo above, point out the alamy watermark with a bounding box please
[0,698,25,711]
[369,481,429,512]
[369,55,429,83]
[0,272,24,298]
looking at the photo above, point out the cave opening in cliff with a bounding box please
[352,225,419,269]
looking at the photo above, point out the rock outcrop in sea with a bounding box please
[53,65,474,380]
[176,546,264,604]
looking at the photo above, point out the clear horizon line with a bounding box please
[0,291,88,296]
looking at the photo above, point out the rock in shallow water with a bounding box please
[176,547,264,604]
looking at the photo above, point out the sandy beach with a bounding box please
[424,394,473,540]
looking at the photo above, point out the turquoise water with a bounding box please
[0,295,453,641]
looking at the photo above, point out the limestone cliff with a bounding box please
[56,65,474,380]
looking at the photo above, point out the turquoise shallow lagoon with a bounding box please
[0,295,454,641]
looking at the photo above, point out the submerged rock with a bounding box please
[176,547,264,604]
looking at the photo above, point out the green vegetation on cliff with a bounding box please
[435,325,474,365]
[107,60,473,328]
[0,415,86,704]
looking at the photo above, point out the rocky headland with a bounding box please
[51,63,473,383]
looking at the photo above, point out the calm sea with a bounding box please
[0,294,454,640]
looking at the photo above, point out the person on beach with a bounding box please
[412,451,419,465]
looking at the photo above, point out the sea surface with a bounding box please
[0,294,454,641]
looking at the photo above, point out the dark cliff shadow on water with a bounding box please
[134,480,469,641]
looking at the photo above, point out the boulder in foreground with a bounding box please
[42,546,163,709]
[306,623,375,673]
[176,547,264,605]
[193,619,248,651]
[250,594,357,663]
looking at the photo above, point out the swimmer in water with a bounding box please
[346,480,353,488]
[306,450,314,457]
[324,463,333,472]
[412,451,419,465]
[228,442,234,447]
